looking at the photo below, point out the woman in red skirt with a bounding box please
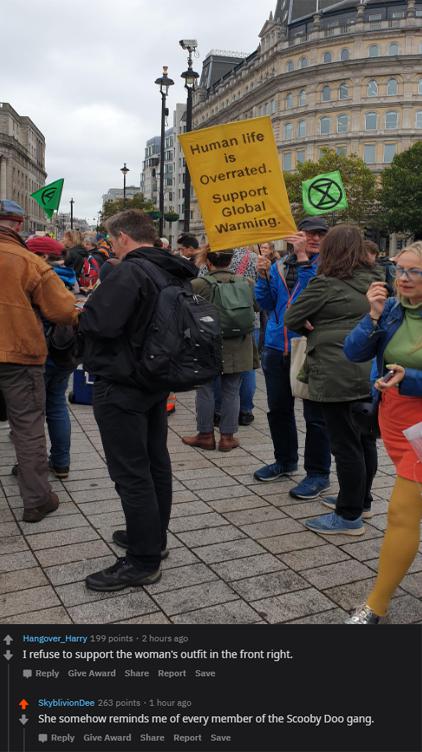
[344,242,422,623]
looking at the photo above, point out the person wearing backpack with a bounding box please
[182,249,257,453]
[79,209,214,592]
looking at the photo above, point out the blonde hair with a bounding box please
[394,241,422,264]
[63,230,82,248]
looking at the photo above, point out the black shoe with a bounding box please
[11,463,18,477]
[48,461,70,479]
[239,412,254,426]
[213,413,221,427]
[112,530,169,559]
[85,557,162,591]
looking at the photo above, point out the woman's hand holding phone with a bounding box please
[375,364,405,391]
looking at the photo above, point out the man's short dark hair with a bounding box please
[177,233,199,249]
[105,210,157,244]
[207,250,233,268]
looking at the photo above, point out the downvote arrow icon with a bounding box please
[19,715,29,726]
[3,635,13,645]
[3,650,13,660]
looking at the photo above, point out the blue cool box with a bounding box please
[69,367,94,405]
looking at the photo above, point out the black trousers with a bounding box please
[321,401,378,521]
[93,380,172,570]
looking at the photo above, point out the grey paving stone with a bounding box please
[195,485,252,502]
[45,556,116,586]
[170,501,212,518]
[208,496,267,514]
[63,478,115,492]
[400,572,422,598]
[323,578,378,611]
[70,488,119,503]
[252,588,335,623]
[26,526,100,551]
[282,501,335,519]
[0,521,20,536]
[300,560,374,590]
[74,499,122,516]
[261,531,327,554]
[173,467,226,481]
[279,544,350,571]
[145,563,218,595]
[383,594,422,624]
[176,525,245,548]
[211,554,286,582]
[0,606,72,624]
[0,567,48,595]
[367,514,388,531]
[171,458,214,471]
[172,600,262,624]
[19,514,89,536]
[60,468,111,482]
[36,540,112,567]
[115,612,170,624]
[263,492,303,507]
[193,538,268,564]
[371,475,395,489]
[340,538,384,562]
[230,570,309,600]
[0,508,15,522]
[287,607,348,624]
[0,536,28,555]
[239,518,303,539]
[173,490,198,504]
[0,550,38,573]
[0,585,60,618]
[169,513,228,534]
[68,590,157,623]
[222,506,286,526]
[162,548,200,570]
[152,580,238,616]
[182,476,238,491]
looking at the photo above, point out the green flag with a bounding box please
[302,170,348,216]
[31,179,64,219]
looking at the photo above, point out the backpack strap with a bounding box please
[126,256,185,291]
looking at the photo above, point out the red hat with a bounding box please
[26,236,64,257]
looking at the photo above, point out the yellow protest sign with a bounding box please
[179,116,296,251]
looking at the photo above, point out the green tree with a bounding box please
[100,193,156,223]
[379,141,422,237]
[284,148,378,227]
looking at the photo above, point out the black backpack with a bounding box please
[128,258,222,392]
[46,324,84,370]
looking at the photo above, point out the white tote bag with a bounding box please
[290,336,310,400]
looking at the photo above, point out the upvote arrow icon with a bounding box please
[19,700,29,710]
[3,635,13,646]
[3,650,13,660]
[19,715,29,726]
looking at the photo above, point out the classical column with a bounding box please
[0,156,7,199]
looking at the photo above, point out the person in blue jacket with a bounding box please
[253,216,331,499]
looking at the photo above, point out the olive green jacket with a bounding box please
[191,270,257,374]
[284,266,383,402]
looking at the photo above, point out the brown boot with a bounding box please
[218,434,240,452]
[22,492,59,523]
[182,432,216,450]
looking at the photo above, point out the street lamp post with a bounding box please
[155,66,174,237]
[70,198,74,229]
[120,163,129,206]
[180,41,199,232]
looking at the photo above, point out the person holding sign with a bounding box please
[254,217,331,499]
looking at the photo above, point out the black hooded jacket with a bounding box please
[79,246,197,390]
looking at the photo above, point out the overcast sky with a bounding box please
[2,0,272,221]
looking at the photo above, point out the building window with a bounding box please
[387,78,398,96]
[337,114,349,133]
[283,152,292,171]
[385,111,398,129]
[322,85,331,102]
[384,144,396,163]
[336,146,347,156]
[367,79,378,97]
[298,89,305,106]
[323,51,332,63]
[300,56,308,68]
[419,79,422,95]
[368,45,379,58]
[284,123,293,140]
[389,43,399,56]
[340,48,350,61]
[296,150,305,164]
[364,144,376,164]
[365,111,377,130]
[286,93,293,109]
[339,82,349,99]
[320,117,331,135]
[298,119,306,138]
[286,60,294,72]
[416,111,422,128]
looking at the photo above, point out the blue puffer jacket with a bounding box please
[344,297,422,397]
[255,254,319,353]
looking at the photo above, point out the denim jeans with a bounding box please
[261,346,331,475]
[216,329,259,415]
[197,373,242,434]
[44,360,72,468]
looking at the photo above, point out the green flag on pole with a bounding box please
[31,179,64,219]
[302,170,348,216]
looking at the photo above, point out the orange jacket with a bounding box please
[0,228,78,366]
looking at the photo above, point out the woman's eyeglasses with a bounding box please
[392,265,422,282]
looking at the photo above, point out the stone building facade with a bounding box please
[0,102,47,232]
[191,0,422,239]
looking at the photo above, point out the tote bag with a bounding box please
[290,336,310,400]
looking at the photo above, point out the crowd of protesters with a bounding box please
[0,198,421,623]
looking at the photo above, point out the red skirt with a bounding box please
[378,387,422,483]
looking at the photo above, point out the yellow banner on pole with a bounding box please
[179,116,296,251]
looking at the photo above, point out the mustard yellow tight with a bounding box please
[367,476,422,616]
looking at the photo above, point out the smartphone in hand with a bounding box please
[381,369,395,384]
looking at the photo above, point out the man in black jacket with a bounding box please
[79,210,196,591]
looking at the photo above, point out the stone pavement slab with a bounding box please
[0,371,420,625]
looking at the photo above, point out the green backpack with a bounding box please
[204,274,255,339]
